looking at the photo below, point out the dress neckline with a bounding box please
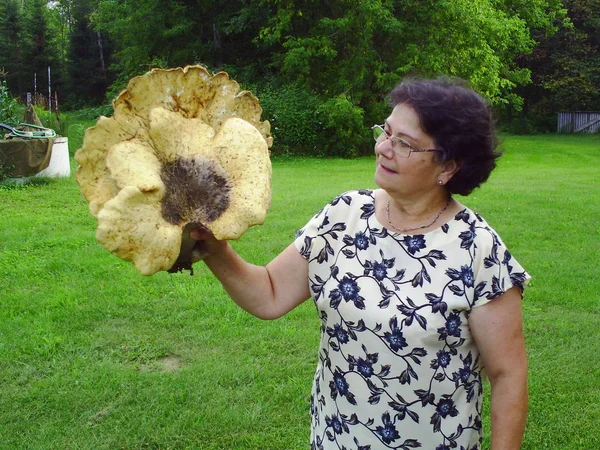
[368,189,467,237]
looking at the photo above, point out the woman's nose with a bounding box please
[374,138,393,157]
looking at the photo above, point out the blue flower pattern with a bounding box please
[295,191,530,449]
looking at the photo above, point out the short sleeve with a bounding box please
[294,214,318,260]
[293,191,358,261]
[471,226,531,308]
[293,200,332,260]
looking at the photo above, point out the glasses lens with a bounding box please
[393,138,411,158]
[373,126,385,143]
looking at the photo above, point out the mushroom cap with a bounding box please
[96,186,181,276]
[75,65,272,217]
[75,66,272,275]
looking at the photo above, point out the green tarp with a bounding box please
[0,137,54,178]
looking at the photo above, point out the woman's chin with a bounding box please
[374,174,389,190]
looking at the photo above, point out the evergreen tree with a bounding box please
[92,0,264,94]
[0,0,26,97]
[47,0,75,100]
[21,0,60,106]
[66,0,113,106]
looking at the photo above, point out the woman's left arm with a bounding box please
[469,286,528,450]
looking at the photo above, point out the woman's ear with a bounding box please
[439,159,461,185]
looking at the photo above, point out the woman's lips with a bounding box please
[378,163,397,174]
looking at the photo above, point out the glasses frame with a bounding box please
[372,124,443,158]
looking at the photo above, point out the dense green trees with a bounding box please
[67,0,112,106]
[0,0,27,95]
[0,1,598,153]
[513,0,600,130]
[247,0,570,152]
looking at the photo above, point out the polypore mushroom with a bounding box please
[75,66,272,275]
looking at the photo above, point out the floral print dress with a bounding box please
[294,190,530,450]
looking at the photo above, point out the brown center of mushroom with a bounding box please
[160,156,231,226]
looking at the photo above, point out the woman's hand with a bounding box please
[167,225,228,273]
[188,227,228,262]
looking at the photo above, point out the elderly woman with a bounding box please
[192,78,530,449]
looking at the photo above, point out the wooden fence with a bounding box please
[557,112,600,133]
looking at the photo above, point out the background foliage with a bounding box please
[0,0,598,155]
[0,79,21,126]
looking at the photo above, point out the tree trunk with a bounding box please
[213,23,223,68]
[97,31,106,75]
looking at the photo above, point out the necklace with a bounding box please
[386,197,452,233]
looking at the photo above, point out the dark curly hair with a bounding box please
[388,77,501,196]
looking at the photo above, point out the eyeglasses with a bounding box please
[372,124,443,158]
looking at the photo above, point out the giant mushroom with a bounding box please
[75,66,272,275]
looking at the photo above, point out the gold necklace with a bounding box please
[386,197,452,233]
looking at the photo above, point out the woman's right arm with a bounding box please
[192,230,311,320]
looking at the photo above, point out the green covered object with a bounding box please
[0,138,54,177]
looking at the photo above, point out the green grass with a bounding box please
[0,133,598,449]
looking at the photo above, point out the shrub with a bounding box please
[34,107,68,137]
[0,81,21,127]
[67,104,113,121]
[498,112,556,134]
[315,95,371,158]
[257,83,373,157]
[257,82,323,156]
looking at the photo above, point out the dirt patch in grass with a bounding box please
[157,355,183,372]
[139,355,184,373]
[88,406,112,426]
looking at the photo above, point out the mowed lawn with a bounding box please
[0,133,598,449]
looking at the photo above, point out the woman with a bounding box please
[192,78,530,449]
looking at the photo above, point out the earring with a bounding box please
[437,180,443,185]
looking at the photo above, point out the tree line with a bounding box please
[0,0,598,155]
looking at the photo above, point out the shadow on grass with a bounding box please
[0,176,53,190]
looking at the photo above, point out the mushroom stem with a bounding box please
[167,223,210,274]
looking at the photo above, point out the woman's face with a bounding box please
[374,103,446,199]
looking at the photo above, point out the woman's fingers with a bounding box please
[190,228,212,240]
[188,226,228,258]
